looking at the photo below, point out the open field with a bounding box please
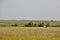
[0,20,60,27]
[0,27,60,40]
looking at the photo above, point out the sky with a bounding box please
[0,0,60,20]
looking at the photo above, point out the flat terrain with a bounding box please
[0,20,60,27]
[0,27,60,40]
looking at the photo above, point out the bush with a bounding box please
[38,23,44,27]
[46,23,50,27]
[24,22,33,27]
[14,24,18,27]
[11,24,18,27]
[33,24,37,27]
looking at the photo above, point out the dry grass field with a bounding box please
[0,27,60,40]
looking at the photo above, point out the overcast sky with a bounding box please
[0,0,60,20]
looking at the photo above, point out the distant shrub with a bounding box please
[14,24,18,27]
[38,23,44,27]
[24,22,33,27]
[11,24,18,27]
[46,23,50,27]
[33,24,37,27]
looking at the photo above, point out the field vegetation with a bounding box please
[0,20,60,27]
[0,27,60,40]
[0,20,60,40]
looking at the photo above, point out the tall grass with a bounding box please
[0,27,60,40]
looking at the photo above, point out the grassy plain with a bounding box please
[0,27,60,40]
[0,20,60,27]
